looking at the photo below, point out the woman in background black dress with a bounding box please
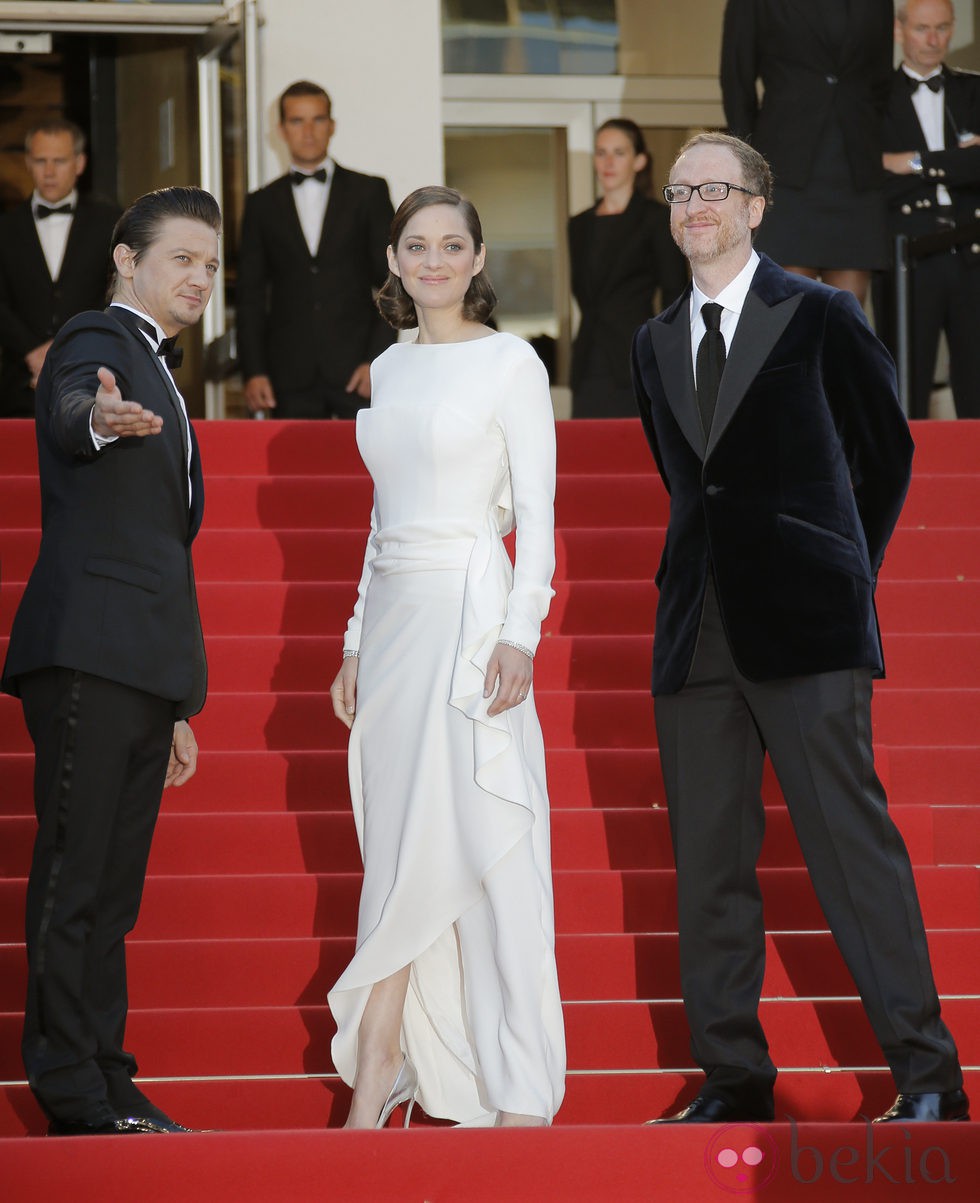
[721,0,894,304]
[568,119,687,417]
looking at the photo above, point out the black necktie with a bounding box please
[35,203,73,220]
[905,72,943,94]
[696,302,726,436]
[291,167,328,185]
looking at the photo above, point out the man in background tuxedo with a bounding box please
[0,119,120,417]
[236,80,395,419]
[632,132,967,1126]
[877,0,980,418]
[1,186,220,1135]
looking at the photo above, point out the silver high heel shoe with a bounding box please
[376,1055,419,1129]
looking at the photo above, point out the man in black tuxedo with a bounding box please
[632,132,968,1126]
[237,80,395,419]
[0,119,120,417]
[876,0,980,419]
[1,186,220,1135]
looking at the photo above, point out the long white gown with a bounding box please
[328,332,566,1125]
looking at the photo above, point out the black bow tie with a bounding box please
[906,72,944,94]
[129,314,183,369]
[291,167,328,185]
[35,203,73,220]
[157,335,183,370]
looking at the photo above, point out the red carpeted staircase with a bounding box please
[1,417,977,1200]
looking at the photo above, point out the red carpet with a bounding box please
[1,416,977,1200]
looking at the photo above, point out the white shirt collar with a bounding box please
[110,302,167,346]
[691,249,760,324]
[902,65,943,84]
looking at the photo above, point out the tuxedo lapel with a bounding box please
[706,275,803,459]
[108,306,191,507]
[273,175,313,260]
[649,290,705,458]
[16,204,54,286]
[316,166,349,262]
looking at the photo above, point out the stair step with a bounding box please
[0,631,959,694]
[5,471,980,531]
[5,525,978,586]
[0,866,976,942]
[5,578,980,638]
[2,930,974,1012]
[3,803,967,879]
[7,687,973,754]
[1,998,976,1083]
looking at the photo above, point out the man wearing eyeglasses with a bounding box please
[632,131,968,1127]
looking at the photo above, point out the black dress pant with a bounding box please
[874,249,980,419]
[19,668,175,1122]
[271,373,366,420]
[654,583,962,1112]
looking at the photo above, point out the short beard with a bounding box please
[671,204,751,266]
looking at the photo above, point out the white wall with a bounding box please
[256,0,444,210]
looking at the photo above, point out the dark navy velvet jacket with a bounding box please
[632,254,913,696]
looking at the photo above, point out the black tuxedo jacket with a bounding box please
[568,191,688,390]
[881,66,980,263]
[1,305,206,717]
[721,0,893,191]
[0,196,120,414]
[236,163,395,392]
[632,255,913,695]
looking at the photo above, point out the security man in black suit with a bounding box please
[0,119,120,417]
[236,80,395,419]
[1,186,220,1135]
[877,0,980,419]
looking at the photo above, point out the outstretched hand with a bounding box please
[92,366,163,439]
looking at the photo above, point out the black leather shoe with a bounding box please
[646,1094,774,1125]
[48,1104,139,1136]
[106,1080,196,1132]
[117,1113,195,1134]
[873,1090,970,1123]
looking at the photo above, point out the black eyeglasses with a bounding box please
[663,182,756,204]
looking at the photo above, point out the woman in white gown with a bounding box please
[328,186,566,1129]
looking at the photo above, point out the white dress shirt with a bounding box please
[290,157,334,255]
[689,250,760,373]
[903,66,952,206]
[33,188,77,282]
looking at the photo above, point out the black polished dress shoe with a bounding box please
[48,1104,140,1136]
[873,1089,970,1123]
[117,1112,195,1133]
[646,1094,774,1125]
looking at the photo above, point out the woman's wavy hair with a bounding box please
[375,185,496,330]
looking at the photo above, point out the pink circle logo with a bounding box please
[704,1124,780,1194]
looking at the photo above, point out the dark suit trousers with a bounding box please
[654,583,962,1109]
[19,668,175,1121]
[875,251,980,420]
[272,377,366,421]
